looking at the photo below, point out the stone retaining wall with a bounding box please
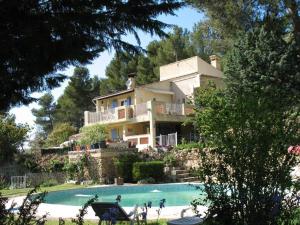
[68,148,137,183]
[173,148,201,170]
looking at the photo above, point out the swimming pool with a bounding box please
[44,183,204,207]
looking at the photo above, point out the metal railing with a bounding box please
[156,132,178,147]
[85,101,194,125]
[155,102,194,116]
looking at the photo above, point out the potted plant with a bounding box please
[79,124,107,149]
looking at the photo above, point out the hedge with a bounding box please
[114,153,140,182]
[132,161,164,182]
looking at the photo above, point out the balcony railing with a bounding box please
[154,102,194,116]
[84,101,194,125]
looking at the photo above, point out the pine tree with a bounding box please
[0,0,183,111]
[54,67,99,129]
[31,93,56,135]
[194,27,300,225]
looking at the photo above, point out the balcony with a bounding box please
[84,101,194,125]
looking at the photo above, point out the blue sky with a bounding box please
[10,5,204,139]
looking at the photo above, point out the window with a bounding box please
[111,128,118,140]
[111,99,118,108]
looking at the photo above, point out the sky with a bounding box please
[9,5,204,140]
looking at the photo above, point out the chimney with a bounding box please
[126,73,136,89]
[209,55,221,70]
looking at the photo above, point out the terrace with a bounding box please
[84,100,194,126]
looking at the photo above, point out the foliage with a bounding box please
[175,141,202,151]
[188,0,300,52]
[114,153,140,182]
[99,26,212,95]
[48,159,65,172]
[132,161,164,182]
[15,153,40,173]
[71,195,98,225]
[193,27,300,225]
[0,176,9,190]
[28,131,47,155]
[79,124,107,145]
[0,187,47,225]
[40,179,59,187]
[54,67,100,129]
[44,123,77,147]
[31,93,56,135]
[0,187,98,225]
[0,0,183,111]
[0,115,29,163]
[63,162,80,181]
[163,154,177,167]
[64,153,91,182]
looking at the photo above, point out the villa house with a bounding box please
[84,55,224,150]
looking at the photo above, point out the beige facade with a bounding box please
[84,56,224,150]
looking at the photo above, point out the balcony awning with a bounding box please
[143,87,174,95]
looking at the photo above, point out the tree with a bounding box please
[31,93,56,135]
[54,67,99,128]
[0,0,183,111]
[44,123,77,147]
[193,28,300,224]
[0,115,29,163]
[104,52,139,94]
[101,27,197,93]
[188,0,300,53]
[79,124,107,145]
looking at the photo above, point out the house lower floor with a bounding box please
[106,121,197,150]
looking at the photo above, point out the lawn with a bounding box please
[0,183,91,197]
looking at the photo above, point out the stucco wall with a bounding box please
[134,89,172,104]
[96,92,135,112]
[171,74,201,103]
[126,122,149,136]
[160,56,199,81]
[197,57,223,78]
[159,56,223,82]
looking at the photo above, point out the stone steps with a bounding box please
[176,173,191,178]
[170,168,200,182]
[179,176,199,182]
[171,169,188,175]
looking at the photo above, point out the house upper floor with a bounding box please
[84,55,224,126]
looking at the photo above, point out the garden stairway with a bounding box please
[171,168,199,182]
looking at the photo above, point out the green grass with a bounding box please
[0,183,90,197]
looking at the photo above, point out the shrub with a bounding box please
[44,123,77,147]
[114,153,140,182]
[40,178,58,187]
[0,176,9,189]
[79,124,107,145]
[132,161,164,182]
[49,159,65,172]
[175,141,203,151]
[63,161,82,181]
[163,154,177,167]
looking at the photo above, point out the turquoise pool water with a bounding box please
[44,183,203,207]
